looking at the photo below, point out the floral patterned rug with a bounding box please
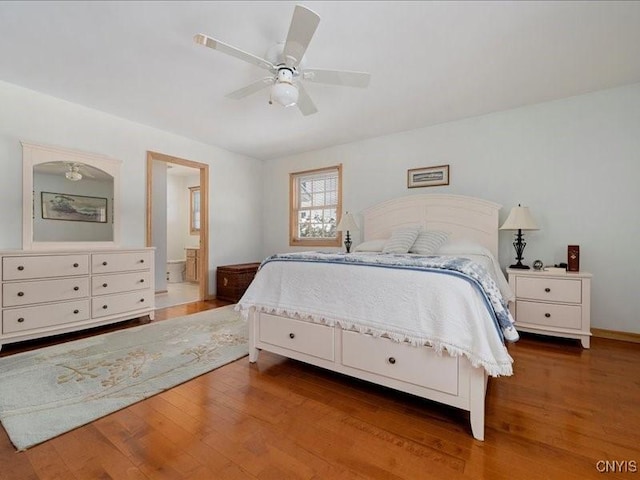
[0,305,247,451]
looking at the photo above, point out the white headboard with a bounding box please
[362,194,502,257]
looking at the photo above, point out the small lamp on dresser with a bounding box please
[500,204,539,269]
[336,212,359,253]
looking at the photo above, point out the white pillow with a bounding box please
[354,239,387,252]
[382,226,421,254]
[409,230,449,255]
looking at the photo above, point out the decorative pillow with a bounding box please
[354,239,387,252]
[382,226,421,254]
[409,230,450,255]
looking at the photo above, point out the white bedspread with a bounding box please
[236,258,514,376]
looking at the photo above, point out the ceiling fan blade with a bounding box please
[225,77,273,100]
[302,69,371,88]
[194,34,275,72]
[296,83,318,116]
[283,5,321,67]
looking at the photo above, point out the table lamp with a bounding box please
[336,212,359,253]
[500,204,539,269]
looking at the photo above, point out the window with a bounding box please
[189,186,200,234]
[290,165,342,247]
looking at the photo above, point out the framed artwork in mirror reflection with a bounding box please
[41,192,108,223]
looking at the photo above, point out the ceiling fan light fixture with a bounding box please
[65,170,82,181]
[270,81,299,107]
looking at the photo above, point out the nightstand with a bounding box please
[507,268,592,348]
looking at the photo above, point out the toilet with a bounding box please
[166,260,186,283]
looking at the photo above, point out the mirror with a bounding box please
[22,142,121,250]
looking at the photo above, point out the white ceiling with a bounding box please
[1,1,639,161]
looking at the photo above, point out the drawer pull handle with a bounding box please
[140,259,145,263]
[140,298,145,302]
[73,286,79,291]
[73,309,79,314]
[545,313,551,318]
[140,279,145,283]
[102,283,108,288]
[102,305,108,310]
[102,261,108,266]
[17,266,24,271]
[388,357,396,365]
[73,263,79,268]
[17,317,25,323]
[223,277,229,287]
[289,333,295,339]
[17,291,24,297]
[544,288,551,293]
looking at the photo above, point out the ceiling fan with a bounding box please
[64,163,95,181]
[194,4,371,115]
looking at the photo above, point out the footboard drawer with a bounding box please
[258,313,334,361]
[341,330,459,395]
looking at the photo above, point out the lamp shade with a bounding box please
[336,212,359,232]
[500,205,539,231]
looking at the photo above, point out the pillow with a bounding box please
[409,230,449,255]
[354,239,387,252]
[437,240,492,256]
[382,226,421,254]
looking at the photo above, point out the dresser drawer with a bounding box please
[258,313,334,361]
[3,277,89,307]
[3,300,90,334]
[516,276,582,303]
[92,251,152,274]
[341,330,459,395]
[516,300,582,330]
[92,290,153,318]
[92,271,151,296]
[3,254,89,280]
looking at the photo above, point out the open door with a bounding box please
[145,151,210,302]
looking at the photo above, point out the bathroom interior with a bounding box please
[156,164,201,309]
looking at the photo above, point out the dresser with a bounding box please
[216,262,261,303]
[507,268,592,348]
[0,248,155,351]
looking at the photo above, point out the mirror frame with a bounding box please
[22,141,122,250]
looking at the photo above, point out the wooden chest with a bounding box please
[216,262,261,303]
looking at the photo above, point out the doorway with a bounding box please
[145,151,210,305]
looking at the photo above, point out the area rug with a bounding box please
[0,305,247,451]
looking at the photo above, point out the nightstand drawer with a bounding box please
[516,277,582,303]
[516,300,582,329]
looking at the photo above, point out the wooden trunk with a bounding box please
[216,262,261,303]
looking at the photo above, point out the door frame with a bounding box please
[145,151,210,301]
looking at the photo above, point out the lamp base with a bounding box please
[509,263,530,270]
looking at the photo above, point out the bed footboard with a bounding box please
[248,309,488,440]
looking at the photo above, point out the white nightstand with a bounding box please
[507,268,592,348]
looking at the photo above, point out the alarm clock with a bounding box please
[533,260,544,270]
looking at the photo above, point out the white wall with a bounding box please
[0,80,264,296]
[262,83,640,334]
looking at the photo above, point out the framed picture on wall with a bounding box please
[41,192,108,223]
[407,165,450,188]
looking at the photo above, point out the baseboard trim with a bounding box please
[591,328,640,344]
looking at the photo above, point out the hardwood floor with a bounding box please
[1,301,639,479]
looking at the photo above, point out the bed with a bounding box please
[236,194,516,441]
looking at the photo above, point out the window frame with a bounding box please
[189,186,200,235]
[289,164,342,247]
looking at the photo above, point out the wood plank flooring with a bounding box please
[1,301,639,479]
